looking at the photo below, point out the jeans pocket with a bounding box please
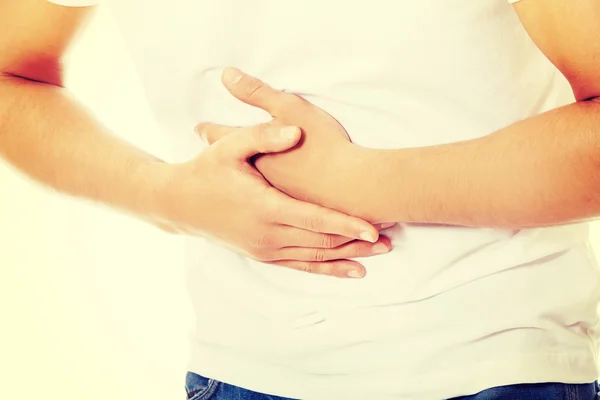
[185,372,220,400]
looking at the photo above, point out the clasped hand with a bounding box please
[159,67,392,279]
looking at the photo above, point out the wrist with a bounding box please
[333,145,414,223]
[321,143,381,220]
[128,158,174,223]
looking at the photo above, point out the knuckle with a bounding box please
[242,78,265,100]
[313,248,328,262]
[298,262,316,274]
[304,215,324,231]
[320,234,335,249]
[250,234,273,249]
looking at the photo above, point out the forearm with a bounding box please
[323,99,600,228]
[0,74,166,221]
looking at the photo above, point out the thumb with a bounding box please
[221,67,287,114]
[219,124,302,161]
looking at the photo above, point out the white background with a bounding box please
[1,5,191,400]
[1,4,599,400]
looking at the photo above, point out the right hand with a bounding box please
[154,123,392,279]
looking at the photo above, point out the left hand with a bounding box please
[196,67,357,206]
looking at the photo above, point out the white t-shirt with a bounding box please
[48,1,600,399]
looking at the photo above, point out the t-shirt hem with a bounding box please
[188,344,598,400]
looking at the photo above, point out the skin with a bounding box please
[0,0,397,279]
[203,0,600,230]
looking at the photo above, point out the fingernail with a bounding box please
[280,126,299,139]
[223,67,243,85]
[196,130,207,145]
[372,243,389,254]
[360,231,377,243]
[380,222,395,229]
[347,270,364,278]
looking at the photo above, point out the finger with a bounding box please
[194,122,238,145]
[221,67,304,116]
[268,259,367,279]
[271,224,395,249]
[275,236,392,263]
[273,194,379,243]
[270,227,357,249]
[215,123,301,161]
[374,222,397,230]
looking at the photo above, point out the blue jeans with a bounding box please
[185,371,600,400]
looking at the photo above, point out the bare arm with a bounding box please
[322,0,600,228]
[338,99,600,227]
[209,0,600,229]
[0,0,163,220]
[0,0,386,279]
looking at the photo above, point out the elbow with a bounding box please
[0,58,66,88]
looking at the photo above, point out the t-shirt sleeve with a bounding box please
[46,0,98,6]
